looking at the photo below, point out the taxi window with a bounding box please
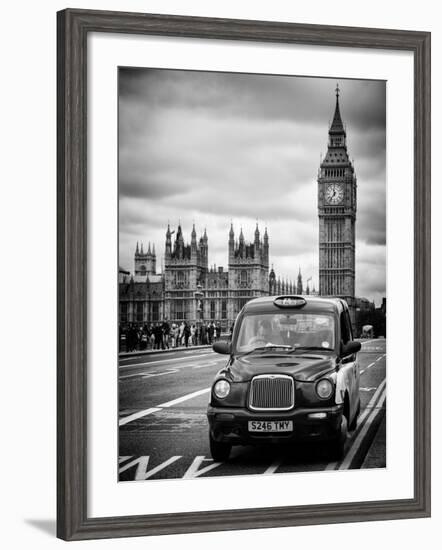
[235,312,335,353]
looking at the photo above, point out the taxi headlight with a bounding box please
[213,379,231,399]
[316,379,333,399]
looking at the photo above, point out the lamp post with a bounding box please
[194,283,204,345]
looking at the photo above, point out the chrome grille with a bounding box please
[249,375,294,411]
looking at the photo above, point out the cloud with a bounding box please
[119,68,386,304]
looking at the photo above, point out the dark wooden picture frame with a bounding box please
[57,8,431,541]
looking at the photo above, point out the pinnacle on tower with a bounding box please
[148,242,151,254]
[136,241,139,255]
[329,82,345,136]
[140,242,144,254]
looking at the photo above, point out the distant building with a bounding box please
[119,224,304,327]
[317,84,357,327]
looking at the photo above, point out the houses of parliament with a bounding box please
[119,85,357,328]
[119,223,310,327]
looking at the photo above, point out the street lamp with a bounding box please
[194,283,204,345]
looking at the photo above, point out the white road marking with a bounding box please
[118,455,182,480]
[118,456,132,464]
[119,372,148,380]
[324,378,386,470]
[120,369,179,380]
[339,389,386,470]
[263,459,283,474]
[142,369,178,379]
[360,387,377,392]
[159,388,211,408]
[360,353,385,374]
[183,456,222,478]
[360,361,376,375]
[119,407,162,426]
[119,387,212,426]
[193,361,220,369]
[119,353,213,369]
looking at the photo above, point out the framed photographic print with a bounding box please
[57,8,431,541]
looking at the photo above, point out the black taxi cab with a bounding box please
[207,295,361,461]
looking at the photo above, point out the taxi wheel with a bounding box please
[330,415,348,460]
[209,434,231,462]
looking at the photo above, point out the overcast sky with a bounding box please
[119,68,386,305]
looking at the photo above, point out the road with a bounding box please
[118,339,386,481]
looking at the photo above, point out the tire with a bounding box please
[329,415,348,460]
[348,399,361,432]
[209,433,231,462]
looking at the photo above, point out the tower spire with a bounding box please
[329,82,345,136]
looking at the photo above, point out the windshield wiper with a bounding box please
[239,344,293,357]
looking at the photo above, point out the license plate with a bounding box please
[248,420,293,432]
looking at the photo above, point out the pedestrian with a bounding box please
[183,321,190,347]
[179,321,185,347]
[190,324,196,346]
[149,324,155,349]
[154,323,163,350]
[140,325,148,350]
[162,319,170,349]
[208,321,214,345]
[215,322,221,341]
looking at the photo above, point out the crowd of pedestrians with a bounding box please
[119,320,224,352]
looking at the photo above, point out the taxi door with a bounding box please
[336,309,360,420]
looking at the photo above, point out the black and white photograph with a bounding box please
[118,67,387,481]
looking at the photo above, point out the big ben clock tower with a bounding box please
[318,84,357,326]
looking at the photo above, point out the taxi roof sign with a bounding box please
[273,296,307,308]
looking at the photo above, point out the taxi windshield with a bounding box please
[235,312,336,354]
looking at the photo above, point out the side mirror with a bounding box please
[341,340,361,357]
[213,341,231,355]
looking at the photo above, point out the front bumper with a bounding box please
[207,404,343,445]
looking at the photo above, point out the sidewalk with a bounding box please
[362,413,386,469]
[119,344,212,359]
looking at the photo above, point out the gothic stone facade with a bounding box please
[318,85,357,326]
[119,224,302,328]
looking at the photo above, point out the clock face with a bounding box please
[325,183,344,205]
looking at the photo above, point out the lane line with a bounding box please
[193,361,220,369]
[119,369,178,380]
[119,353,214,369]
[324,378,386,470]
[159,387,211,408]
[360,361,376,375]
[119,387,212,426]
[263,459,283,474]
[339,389,386,470]
[119,407,162,426]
